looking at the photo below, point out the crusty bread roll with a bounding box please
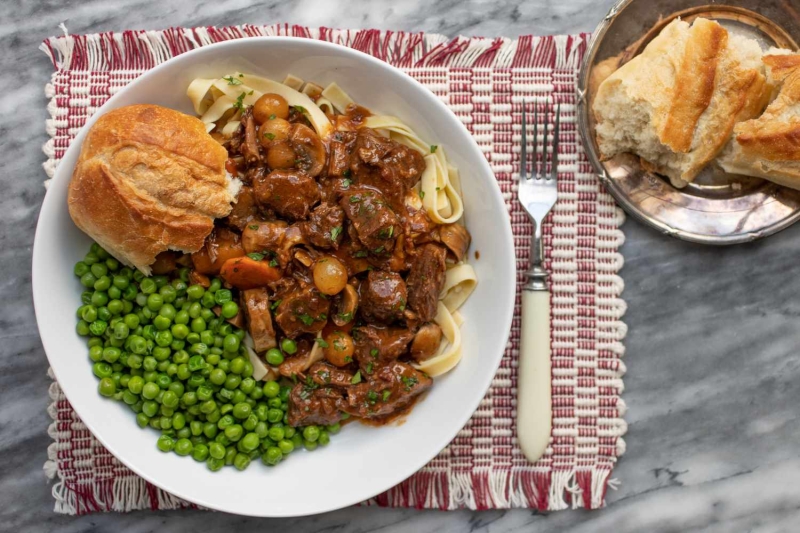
[68,104,240,274]
[593,18,770,188]
[718,51,800,188]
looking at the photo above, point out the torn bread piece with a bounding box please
[593,17,769,188]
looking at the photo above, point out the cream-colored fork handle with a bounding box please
[517,290,552,463]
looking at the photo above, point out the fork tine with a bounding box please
[533,103,539,178]
[520,103,527,181]
[549,103,560,181]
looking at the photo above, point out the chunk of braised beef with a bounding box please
[406,243,447,322]
[359,270,407,324]
[301,202,345,250]
[341,362,432,419]
[225,186,260,231]
[274,283,331,338]
[352,129,426,190]
[339,186,400,254]
[287,383,344,427]
[242,288,276,353]
[253,169,320,221]
[328,131,357,177]
[352,325,414,372]
[308,361,355,388]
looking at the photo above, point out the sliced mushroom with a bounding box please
[242,288,277,352]
[241,108,262,164]
[332,284,359,326]
[290,123,326,177]
[294,249,315,267]
[437,224,471,262]
[410,323,443,362]
[278,340,325,377]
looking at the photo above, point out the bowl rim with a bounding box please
[32,35,516,516]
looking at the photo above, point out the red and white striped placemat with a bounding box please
[40,24,628,514]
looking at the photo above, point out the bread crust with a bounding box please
[68,104,234,274]
[661,19,728,153]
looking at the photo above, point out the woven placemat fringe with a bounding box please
[40,24,585,72]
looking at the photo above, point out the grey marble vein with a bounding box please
[3,0,800,531]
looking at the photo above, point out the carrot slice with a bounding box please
[220,256,282,290]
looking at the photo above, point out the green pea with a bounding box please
[112,275,129,290]
[303,426,320,443]
[142,381,160,400]
[208,441,226,460]
[76,320,91,336]
[127,354,144,369]
[267,408,283,424]
[74,261,90,277]
[262,381,280,399]
[162,390,179,408]
[155,330,173,347]
[176,364,191,381]
[90,263,108,278]
[107,299,124,315]
[200,291,215,309]
[170,339,185,352]
[250,387,263,401]
[238,377,255,395]
[188,302,202,319]
[81,305,98,323]
[88,321,108,339]
[230,357,246,375]
[186,332,201,346]
[265,349,284,366]
[175,427,190,440]
[96,305,111,321]
[238,432,258,452]
[152,346,171,361]
[190,317,206,333]
[122,285,138,301]
[278,439,294,455]
[232,402,251,420]
[268,426,285,442]
[189,443,208,462]
[112,322,129,340]
[174,438,193,456]
[262,447,282,466]
[88,345,103,362]
[142,356,157,372]
[200,330,215,346]
[144,293,162,312]
[156,435,174,452]
[206,353,221,366]
[202,422,218,439]
[206,368,224,386]
[218,359,231,372]
[143,370,158,383]
[134,413,149,428]
[122,390,138,405]
[140,278,157,295]
[141,400,158,417]
[157,374,172,390]
[81,291,93,305]
[107,286,122,300]
[281,338,297,355]
[150,275,167,289]
[128,335,147,355]
[233,390,248,405]
[168,381,184,397]
[174,309,189,325]
[153,315,171,331]
[127,375,144,394]
[291,433,304,449]
[121,314,138,330]
[160,285,177,304]
[217,414,235,430]
[279,386,291,403]
[304,440,318,451]
[182,391,198,406]
[318,431,330,446]
[267,397,282,409]
[98,377,116,397]
[186,285,205,301]
[224,424,243,442]
[80,272,97,288]
[94,276,111,292]
[93,362,113,379]
[172,412,186,430]
[206,456,224,471]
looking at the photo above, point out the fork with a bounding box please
[516,102,559,464]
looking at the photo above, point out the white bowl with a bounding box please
[33,37,515,517]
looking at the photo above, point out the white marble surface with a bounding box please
[4,0,800,531]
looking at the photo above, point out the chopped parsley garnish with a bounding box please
[263,132,275,141]
[353,250,368,258]
[374,246,385,254]
[351,371,362,384]
[378,226,394,239]
[315,338,329,348]
[318,370,331,384]
[382,390,391,402]
[344,356,353,363]
[349,195,361,203]
[336,312,353,323]
[269,113,276,120]
[401,376,418,390]
[292,105,307,114]
[330,226,342,241]
[269,259,279,267]
[223,75,243,85]
[248,224,259,230]
[365,363,374,374]
[343,169,352,178]
[367,390,378,404]
[333,337,346,351]
[270,299,282,311]
[247,252,264,261]
[370,348,378,359]
[342,178,352,188]
[435,186,441,191]
[297,313,315,326]
[430,145,438,153]
[233,92,247,111]
[419,191,425,200]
